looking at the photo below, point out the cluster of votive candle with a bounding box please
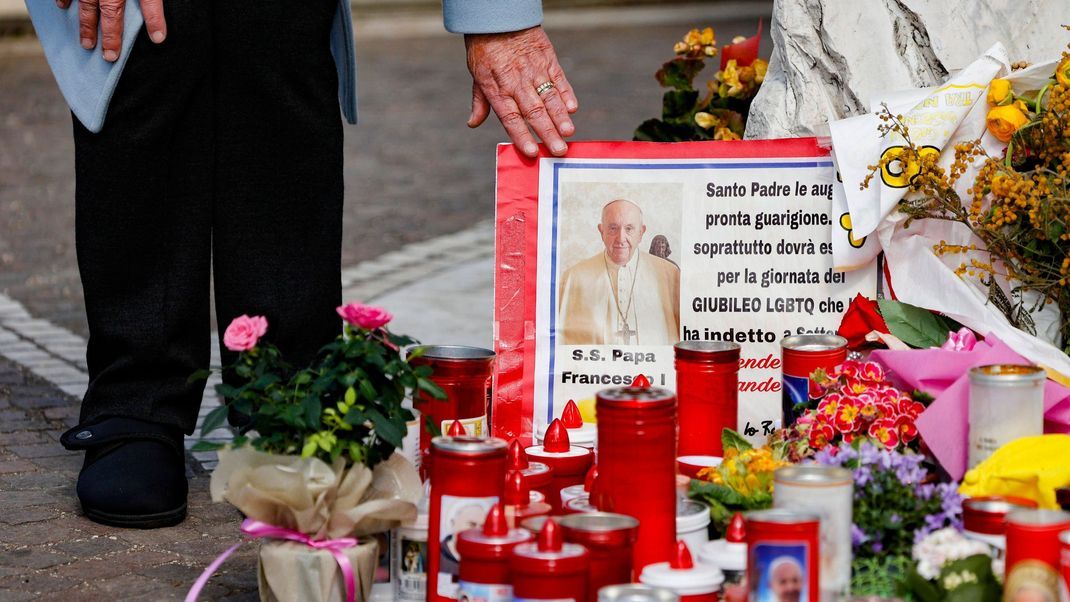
[427,382,742,602]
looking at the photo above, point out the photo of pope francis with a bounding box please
[557,199,681,345]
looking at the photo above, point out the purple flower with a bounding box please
[854,465,873,487]
[870,541,884,554]
[851,523,869,547]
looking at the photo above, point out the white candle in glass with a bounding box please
[773,465,853,600]
[968,364,1046,469]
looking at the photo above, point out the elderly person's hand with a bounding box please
[466,26,578,158]
[56,0,167,61]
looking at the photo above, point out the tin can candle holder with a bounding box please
[968,364,1046,469]
[639,541,724,602]
[962,496,1038,556]
[745,509,820,602]
[511,518,590,601]
[779,334,847,426]
[427,436,508,601]
[527,419,594,513]
[772,465,852,599]
[1004,509,1070,602]
[598,584,680,601]
[520,515,553,537]
[674,341,741,457]
[597,385,678,572]
[504,470,552,528]
[560,512,640,600]
[457,504,535,602]
[409,345,496,477]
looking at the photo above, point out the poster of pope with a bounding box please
[557,194,681,346]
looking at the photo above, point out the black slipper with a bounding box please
[61,417,188,529]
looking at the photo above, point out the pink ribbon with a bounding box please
[186,518,359,602]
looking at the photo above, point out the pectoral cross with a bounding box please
[616,321,636,345]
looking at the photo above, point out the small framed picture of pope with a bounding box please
[555,181,682,347]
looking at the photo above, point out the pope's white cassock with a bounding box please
[557,250,680,345]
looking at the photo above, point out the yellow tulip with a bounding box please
[694,111,719,129]
[1056,57,1070,89]
[987,78,1012,106]
[986,104,1029,142]
[718,60,745,97]
[714,127,741,141]
[699,27,715,46]
[753,58,769,84]
[684,29,702,47]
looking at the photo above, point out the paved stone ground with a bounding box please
[0,356,259,601]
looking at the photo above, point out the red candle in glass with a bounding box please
[507,439,554,500]
[674,341,741,457]
[596,385,677,572]
[511,518,590,601]
[427,436,508,602]
[457,504,534,601]
[410,345,496,478]
[559,512,639,599]
[526,419,593,513]
[503,470,552,528]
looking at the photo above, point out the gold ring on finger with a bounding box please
[535,81,555,95]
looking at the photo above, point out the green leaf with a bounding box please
[662,90,699,120]
[343,407,368,426]
[190,440,225,452]
[294,372,312,386]
[187,369,212,384]
[633,118,696,142]
[655,57,704,90]
[417,378,447,400]
[215,383,241,399]
[721,428,754,452]
[301,440,318,458]
[900,564,942,602]
[877,299,953,349]
[200,404,230,437]
[367,407,404,449]
[303,397,322,428]
[359,378,377,401]
[345,386,357,405]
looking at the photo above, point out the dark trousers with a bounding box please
[73,0,344,433]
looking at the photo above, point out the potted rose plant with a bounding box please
[189,301,444,602]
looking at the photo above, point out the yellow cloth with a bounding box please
[557,251,680,345]
[959,434,1070,509]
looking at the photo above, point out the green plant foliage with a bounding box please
[196,322,445,468]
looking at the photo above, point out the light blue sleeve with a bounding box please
[25,0,142,134]
[442,0,543,34]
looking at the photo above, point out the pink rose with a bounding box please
[940,327,978,352]
[336,302,393,330]
[223,315,268,352]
